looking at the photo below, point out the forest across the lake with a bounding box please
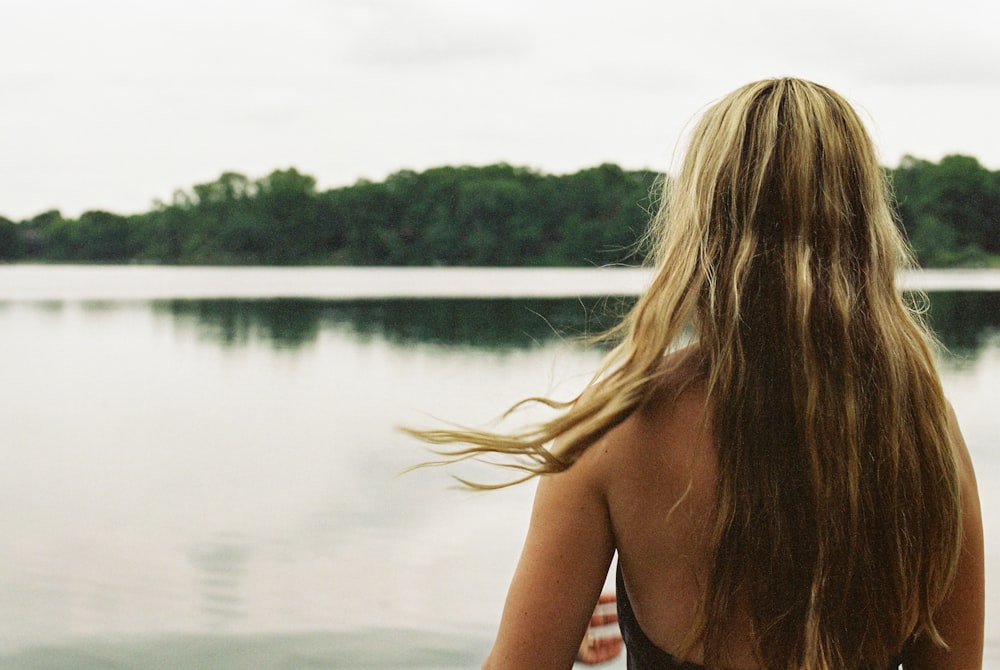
[1,155,997,268]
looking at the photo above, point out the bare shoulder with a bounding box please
[618,344,708,442]
[945,400,978,485]
[595,344,713,495]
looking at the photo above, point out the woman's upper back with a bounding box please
[597,348,757,668]
[592,344,983,669]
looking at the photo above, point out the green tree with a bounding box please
[339,178,396,265]
[892,155,1000,264]
[549,164,654,266]
[74,210,138,261]
[26,210,75,260]
[0,216,23,260]
[252,168,323,263]
[193,172,255,263]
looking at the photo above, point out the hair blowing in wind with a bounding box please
[407,78,965,669]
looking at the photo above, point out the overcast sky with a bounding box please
[2,0,999,220]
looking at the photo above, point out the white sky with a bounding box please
[1,0,999,220]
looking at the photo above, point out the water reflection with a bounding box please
[159,293,1000,358]
[189,533,251,630]
[161,299,323,349]
[924,291,1000,356]
[160,297,634,350]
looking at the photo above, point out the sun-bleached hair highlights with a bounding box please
[407,78,963,668]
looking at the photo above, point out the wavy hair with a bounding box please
[408,78,963,668]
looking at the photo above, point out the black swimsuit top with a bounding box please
[615,563,904,670]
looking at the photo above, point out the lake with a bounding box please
[0,265,998,669]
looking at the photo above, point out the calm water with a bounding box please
[0,266,998,669]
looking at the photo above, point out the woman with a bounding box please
[413,78,984,669]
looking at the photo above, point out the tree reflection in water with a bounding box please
[158,292,1000,360]
[159,297,635,351]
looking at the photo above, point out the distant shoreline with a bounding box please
[2,264,999,302]
[3,158,999,270]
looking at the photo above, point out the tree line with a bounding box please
[1,156,997,267]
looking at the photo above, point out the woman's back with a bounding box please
[601,348,758,667]
[594,343,985,669]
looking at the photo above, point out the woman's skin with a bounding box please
[482,350,984,670]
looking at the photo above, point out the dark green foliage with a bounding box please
[0,215,23,260]
[330,163,656,267]
[889,155,1000,266]
[3,164,658,266]
[74,211,139,261]
[4,157,997,267]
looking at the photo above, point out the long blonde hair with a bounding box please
[410,78,963,669]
